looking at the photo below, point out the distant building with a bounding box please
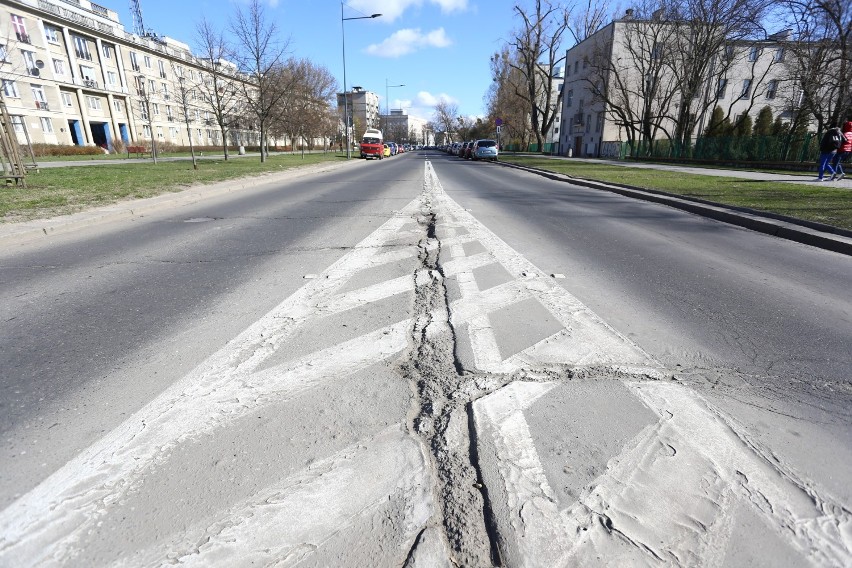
[336,86,379,143]
[0,0,259,150]
[559,13,797,157]
[381,109,432,145]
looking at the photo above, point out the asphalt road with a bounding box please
[1,151,849,566]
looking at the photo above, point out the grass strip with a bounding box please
[0,153,343,223]
[500,156,852,231]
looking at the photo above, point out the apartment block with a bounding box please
[0,0,254,151]
[559,14,797,157]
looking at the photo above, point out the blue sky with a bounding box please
[112,0,524,122]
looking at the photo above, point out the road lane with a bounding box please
[1,154,849,566]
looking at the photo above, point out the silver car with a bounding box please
[472,139,498,161]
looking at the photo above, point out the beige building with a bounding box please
[0,0,255,151]
[381,109,432,146]
[337,86,380,144]
[559,14,796,157]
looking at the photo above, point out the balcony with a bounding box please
[131,63,140,72]
[35,101,50,110]
[83,79,99,89]
[16,32,32,44]
[75,50,93,61]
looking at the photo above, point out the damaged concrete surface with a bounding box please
[1,158,850,566]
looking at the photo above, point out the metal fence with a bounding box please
[619,133,820,163]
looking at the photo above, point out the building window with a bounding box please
[166,105,173,121]
[80,65,97,88]
[566,89,573,107]
[44,25,60,44]
[86,96,102,110]
[113,99,123,112]
[0,44,7,62]
[583,57,588,69]
[774,47,785,62]
[724,45,734,60]
[52,59,65,76]
[11,115,24,133]
[61,92,73,107]
[148,79,156,93]
[73,35,91,60]
[766,79,778,100]
[740,79,752,99]
[161,82,169,99]
[107,70,118,87]
[102,43,112,59]
[574,61,578,74]
[130,51,139,71]
[31,84,47,109]
[158,60,166,79]
[40,117,53,133]
[748,46,759,61]
[11,14,30,44]
[21,50,37,75]
[585,114,591,133]
[152,103,160,115]
[2,79,19,98]
[140,101,149,121]
[156,126,164,138]
[142,124,152,138]
[144,55,152,69]
[169,127,178,139]
[596,112,604,133]
[717,78,727,99]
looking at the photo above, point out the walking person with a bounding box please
[829,121,852,181]
[817,125,844,181]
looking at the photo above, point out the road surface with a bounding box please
[1,152,850,566]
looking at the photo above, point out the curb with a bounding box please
[499,161,852,257]
[0,159,361,247]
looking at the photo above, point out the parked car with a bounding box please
[463,141,475,159]
[458,142,470,158]
[383,143,391,157]
[472,139,498,161]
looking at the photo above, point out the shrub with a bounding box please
[28,144,104,157]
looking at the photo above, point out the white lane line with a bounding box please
[473,381,569,568]
[114,425,434,568]
[0,191,428,565]
[424,161,658,372]
[317,274,414,316]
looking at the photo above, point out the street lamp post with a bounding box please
[341,3,381,159]
[384,79,404,136]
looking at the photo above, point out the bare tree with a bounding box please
[269,58,337,154]
[487,48,533,149]
[130,74,159,163]
[432,100,460,142]
[779,0,851,130]
[229,0,290,162]
[171,63,198,169]
[661,0,774,150]
[195,18,242,160]
[504,0,571,150]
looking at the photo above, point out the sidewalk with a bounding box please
[530,155,852,188]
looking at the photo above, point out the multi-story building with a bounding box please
[336,86,379,144]
[0,0,255,151]
[381,109,432,146]
[559,12,797,157]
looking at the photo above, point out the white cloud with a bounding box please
[365,28,451,58]
[347,0,468,22]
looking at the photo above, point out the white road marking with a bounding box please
[0,191,427,566]
[473,380,852,567]
[473,381,569,568]
[425,161,657,373]
[113,425,434,567]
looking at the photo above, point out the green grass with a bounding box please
[500,156,852,231]
[1,153,344,222]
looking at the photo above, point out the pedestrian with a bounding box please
[829,121,852,181]
[817,125,843,181]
